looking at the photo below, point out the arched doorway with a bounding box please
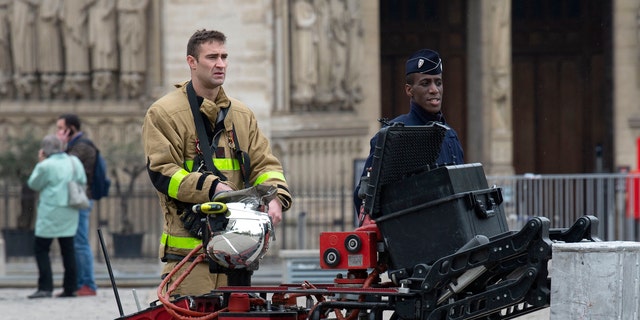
[379,0,468,148]
[512,0,612,173]
[379,0,613,174]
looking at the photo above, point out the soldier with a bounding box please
[354,49,464,215]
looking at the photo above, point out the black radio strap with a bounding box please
[231,124,250,188]
[186,81,227,181]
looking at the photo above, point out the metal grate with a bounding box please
[363,123,447,217]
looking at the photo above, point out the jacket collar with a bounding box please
[201,87,230,121]
[178,81,231,120]
[409,101,446,124]
[67,132,85,147]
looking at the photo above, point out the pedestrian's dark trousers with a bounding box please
[34,236,77,293]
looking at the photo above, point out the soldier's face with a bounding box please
[405,73,444,114]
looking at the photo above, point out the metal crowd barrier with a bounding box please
[1,172,639,259]
[487,172,640,241]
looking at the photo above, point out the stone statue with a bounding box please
[0,0,12,98]
[89,0,118,99]
[38,0,64,99]
[62,0,95,99]
[327,0,349,109]
[311,0,352,110]
[291,0,318,108]
[117,0,149,99]
[344,0,363,107]
[314,0,333,106]
[10,0,38,99]
[490,0,511,132]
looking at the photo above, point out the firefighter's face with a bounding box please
[405,73,443,114]
[188,40,228,89]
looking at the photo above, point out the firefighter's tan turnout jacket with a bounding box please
[142,81,292,260]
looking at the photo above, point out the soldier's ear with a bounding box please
[405,84,413,97]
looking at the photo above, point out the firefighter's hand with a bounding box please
[214,182,234,195]
[268,198,283,226]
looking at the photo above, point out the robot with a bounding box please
[115,123,599,320]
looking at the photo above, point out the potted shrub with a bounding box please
[105,141,147,258]
[0,133,41,257]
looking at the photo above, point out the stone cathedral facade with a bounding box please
[1,1,639,251]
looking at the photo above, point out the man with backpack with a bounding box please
[56,113,109,296]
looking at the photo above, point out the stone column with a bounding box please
[10,0,39,99]
[0,238,5,276]
[0,0,12,98]
[613,0,640,170]
[466,0,514,175]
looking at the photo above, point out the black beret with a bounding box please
[405,49,443,75]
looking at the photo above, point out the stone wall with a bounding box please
[613,0,640,170]
[160,0,379,228]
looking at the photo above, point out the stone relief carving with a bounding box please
[291,0,317,107]
[62,0,93,99]
[345,0,363,106]
[0,0,12,96]
[326,0,349,107]
[90,0,118,99]
[290,0,363,111]
[38,0,64,99]
[490,0,510,133]
[488,0,513,174]
[117,0,149,99]
[0,0,151,101]
[11,0,39,99]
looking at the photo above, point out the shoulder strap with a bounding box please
[68,155,79,181]
[186,81,227,181]
[230,124,250,188]
[69,156,75,175]
[209,104,229,154]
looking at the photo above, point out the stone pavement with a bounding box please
[0,287,156,320]
[0,256,159,320]
[0,256,283,320]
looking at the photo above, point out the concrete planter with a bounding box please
[1,229,35,257]
[112,233,144,258]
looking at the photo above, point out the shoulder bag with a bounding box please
[68,156,90,210]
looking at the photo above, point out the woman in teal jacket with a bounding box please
[26,134,86,299]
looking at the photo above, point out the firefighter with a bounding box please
[142,29,292,297]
